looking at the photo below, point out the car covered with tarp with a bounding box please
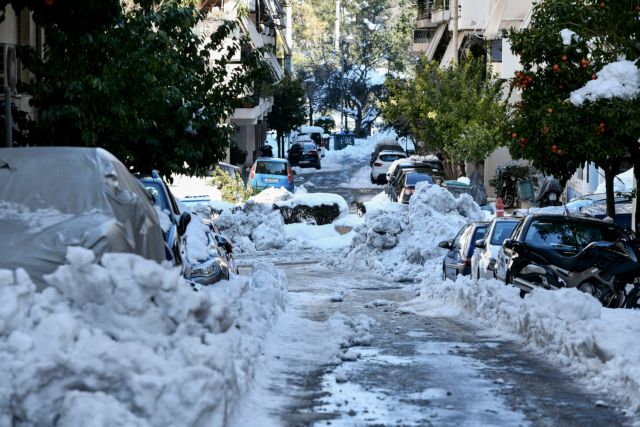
[0,147,166,289]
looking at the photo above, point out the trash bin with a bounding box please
[517,180,535,202]
[444,180,473,198]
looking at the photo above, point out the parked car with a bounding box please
[471,217,519,281]
[0,147,166,289]
[495,214,627,285]
[393,172,433,204]
[292,125,324,148]
[370,139,405,165]
[216,162,243,182]
[439,222,490,281]
[386,156,445,191]
[287,142,321,169]
[139,171,234,285]
[370,150,407,184]
[247,157,294,192]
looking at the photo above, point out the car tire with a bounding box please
[370,174,376,184]
[315,164,321,170]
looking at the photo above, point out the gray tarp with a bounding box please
[535,174,563,204]
[0,147,166,289]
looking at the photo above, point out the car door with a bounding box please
[496,218,525,282]
[444,224,469,281]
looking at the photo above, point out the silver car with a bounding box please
[0,147,166,289]
[471,217,519,281]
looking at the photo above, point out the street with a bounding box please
[233,260,628,426]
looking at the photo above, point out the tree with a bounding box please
[291,0,415,136]
[13,0,268,178]
[507,0,640,221]
[268,76,307,158]
[381,57,507,176]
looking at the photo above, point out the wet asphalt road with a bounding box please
[264,263,630,427]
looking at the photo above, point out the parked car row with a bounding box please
[381,155,446,204]
[0,146,235,290]
[139,170,238,285]
[440,212,640,308]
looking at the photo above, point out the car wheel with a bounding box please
[315,164,321,170]
[370,174,376,184]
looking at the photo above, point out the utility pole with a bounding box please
[451,0,459,64]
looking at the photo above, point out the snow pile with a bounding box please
[560,28,579,46]
[215,200,286,253]
[275,192,349,218]
[285,223,355,250]
[338,166,380,189]
[0,249,288,427]
[340,183,485,281]
[595,167,634,194]
[413,276,640,415]
[570,60,640,106]
[169,174,223,201]
[249,187,293,205]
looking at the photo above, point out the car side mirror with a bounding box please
[475,239,486,249]
[503,239,513,249]
[438,240,453,249]
[177,211,191,236]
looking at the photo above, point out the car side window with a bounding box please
[453,224,469,248]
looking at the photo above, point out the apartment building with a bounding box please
[413,0,533,195]
[200,0,291,169]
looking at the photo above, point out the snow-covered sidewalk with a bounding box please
[0,249,287,426]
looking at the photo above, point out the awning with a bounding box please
[425,23,447,61]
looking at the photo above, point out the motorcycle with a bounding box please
[498,172,519,209]
[535,175,563,207]
[507,238,640,308]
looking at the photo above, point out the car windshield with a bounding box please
[256,161,288,176]
[525,219,620,249]
[489,221,518,245]
[380,154,406,162]
[303,143,317,151]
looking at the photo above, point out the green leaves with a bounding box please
[381,57,507,163]
[14,0,267,177]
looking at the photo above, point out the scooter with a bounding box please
[507,238,640,308]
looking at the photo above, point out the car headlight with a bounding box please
[188,260,221,277]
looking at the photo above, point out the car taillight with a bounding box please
[287,167,293,184]
[374,162,383,167]
[249,164,256,180]
[462,257,471,266]
[310,151,317,156]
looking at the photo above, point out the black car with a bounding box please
[495,214,627,284]
[393,171,433,203]
[288,142,321,169]
[440,221,489,281]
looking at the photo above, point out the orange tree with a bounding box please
[507,0,640,221]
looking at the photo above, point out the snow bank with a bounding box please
[0,248,287,427]
[285,223,355,250]
[412,276,640,416]
[169,174,223,201]
[339,182,485,281]
[215,200,286,253]
[570,60,640,106]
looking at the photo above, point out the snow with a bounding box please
[560,28,578,45]
[285,223,355,250]
[410,275,640,415]
[570,60,640,106]
[169,174,223,201]
[338,165,380,189]
[595,167,634,194]
[0,248,288,426]
[337,182,486,281]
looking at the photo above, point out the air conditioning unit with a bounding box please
[0,44,18,91]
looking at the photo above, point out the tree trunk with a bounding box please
[308,103,314,126]
[276,132,283,158]
[597,158,621,221]
[355,107,363,137]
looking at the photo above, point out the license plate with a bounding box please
[264,178,278,183]
[549,193,557,201]
[299,160,310,164]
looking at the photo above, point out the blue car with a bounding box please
[248,157,294,192]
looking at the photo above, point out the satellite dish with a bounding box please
[5,46,17,91]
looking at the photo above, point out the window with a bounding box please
[380,154,406,162]
[256,161,287,176]
[490,221,518,245]
[490,39,502,62]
